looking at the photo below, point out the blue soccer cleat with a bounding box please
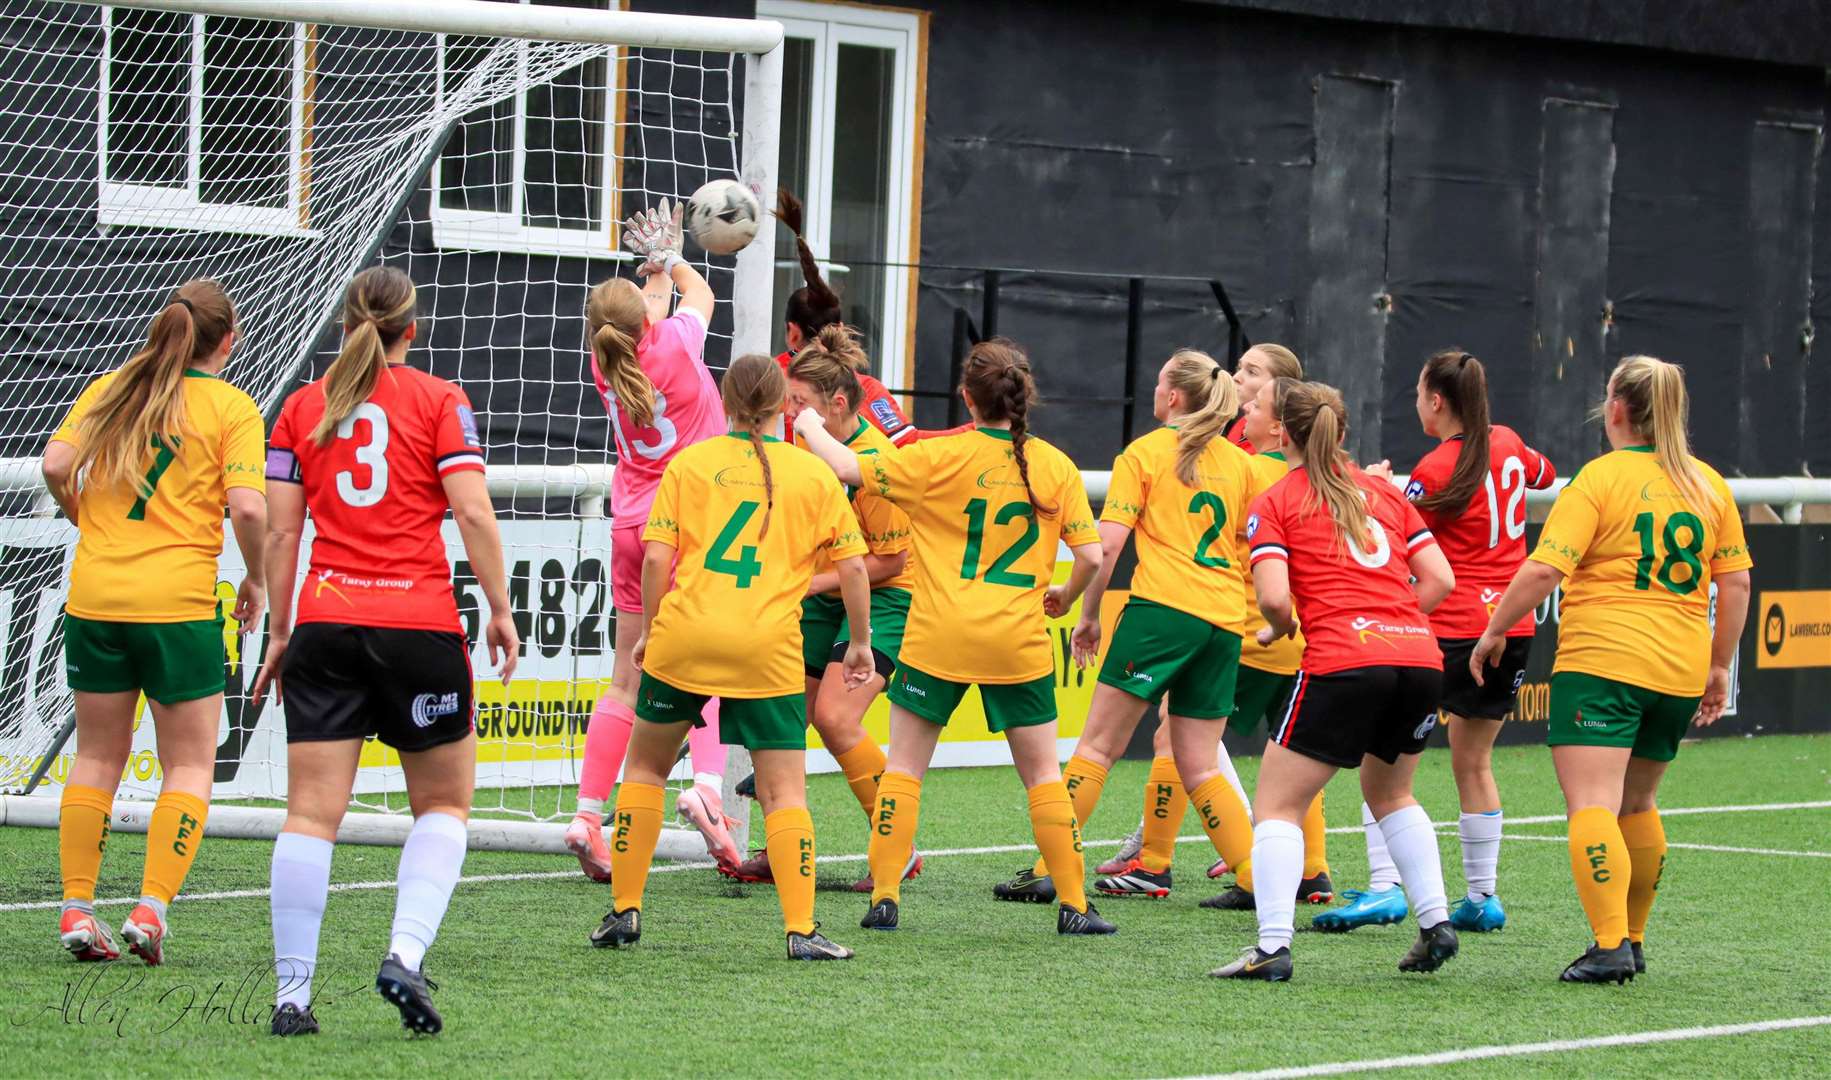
[1311,885,1408,933]
[1448,894,1507,932]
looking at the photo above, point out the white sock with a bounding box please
[1363,801,1401,891]
[1212,741,1252,824]
[1378,804,1449,929]
[693,772,723,794]
[271,831,333,1009]
[1250,818,1304,953]
[576,797,604,820]
[1459,810,1503,901]
[388,812,469,972]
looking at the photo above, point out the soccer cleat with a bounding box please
[1631,940,1646,975]
[1560,940,1636,985]
[58,907,119,962]
[1198,885,1256,911]
[1206,856,1231,880]
[787,925,854,960]
[719,849,773,884]
[1398,921,1460,973]
[1209,945,1293,982]
[735,772,756,799]
[1095,820,1147,875]
[590,907,641,949]
[992,867,1057,904]
[1297,871,1335,904]
[375,953,442,1034]
[850,850,924,893]
[563,816,613,883]
[1094,860,1172,899]
[676,785,741,871]
[120,903,166,966]
[1057,901,1118,935]
[1448,894,1507,932]
[270,1003,319,1037]
[860,897,899,930]
[1311,886,1408,932]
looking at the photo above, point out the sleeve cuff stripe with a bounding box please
[437,453,487,473]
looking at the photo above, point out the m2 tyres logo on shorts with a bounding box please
[411,692,462,728]
[1349,615,1432,649]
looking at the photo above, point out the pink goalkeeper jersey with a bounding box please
[595,307,724,528]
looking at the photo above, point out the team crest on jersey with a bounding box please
[1404,479,1425,502]
[1245,514,1260,540]
[869,398,904,431]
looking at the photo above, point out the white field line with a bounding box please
[4,798,1826,915]
[1177,1014,1831,1080]
[1317,799,1831,835]
[1501,833,1831,859]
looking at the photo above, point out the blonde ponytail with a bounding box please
[1276,379,1371,553]
[586,276,654,429]
[313,266,415,446]
[722,353,786,539]
[1165,348,1238,487]
[1609,355,1721,517]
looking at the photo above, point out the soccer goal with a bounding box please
[0,0,784,859]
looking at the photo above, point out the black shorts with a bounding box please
[1269,665,1444,768]
[1438,637,1533,721]
[283,622,474,753]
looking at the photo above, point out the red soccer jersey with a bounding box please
[268,365,486,633]
[1224,414,1254,452]
[1403,424,1556,639]
[1247,467,1442,675]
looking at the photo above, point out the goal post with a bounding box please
[0,0,783,859]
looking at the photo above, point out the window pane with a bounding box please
[107,9,189,188]
[524,56,605,230]
[439,36,514,214]
[200,17,291,209]
[770,36,815,356]
[829,44,895,369]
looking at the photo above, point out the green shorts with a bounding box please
[799,595,847,678]
[833,587,910,675]
[1227,665,1298,738]
[1547,671,1702,763]
[887,663,1056,733]
[63,613,225,705]
[1096,599,1241,719]
[635,673,807,752]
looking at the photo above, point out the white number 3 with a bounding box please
[335,402,390,507]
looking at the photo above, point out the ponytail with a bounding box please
[313,266,415,446]
[72,280,236,499]
[775,188,842,339]
[586,276,654,429]
[1163,348,1238,487]
[1608,355,1721,517]
[961,339,1055,516]
[1276,379,1371,553]
[1414,349,1492,516]
[721,353,786,539]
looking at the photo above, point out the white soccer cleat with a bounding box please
[677,785,741,871]
[564,815,614,883]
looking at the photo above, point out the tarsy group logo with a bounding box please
[1481,587,1504,618]
[1245,514,1260,541]
[1403,479,1425,502]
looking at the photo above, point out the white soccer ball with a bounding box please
[685,179,762,255]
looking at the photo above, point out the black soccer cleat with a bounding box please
[992,867,1056,904]
[1631,940,1646,975]
[787,925,854,960]
[1560,940,1636,985]
[1094,860,1172,899]
[375,953,442,1035]
[1209,945,1293,982]
[860,897,899,931]
[1297,871,1335,904]
[269,1002,319,1037]
[590,907,642,949]
[1057,901,1118,935]
[1398,921,1460,973]
[1199,885,1256,911]
[735,772,757,799]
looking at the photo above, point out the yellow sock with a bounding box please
[140,790,208,904]
[1619,809,1666,944]
[59,784,114,903]
[1138,757,1186,873]
[1190,774,1253,882]
[765,807,817,936]
[1033,756,1106,876]
[833,739,888,819]
[1028,780,1087,911]
[1302,790,1330,877]
[1568,805,1631,948]
[868,772,923,904]
[610,782,666,914]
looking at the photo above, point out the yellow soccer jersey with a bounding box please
[865,427,1098,683]
[1530,446,1752,697]
[812,417,914,593]
[54,369,266,622]
[1238,450,1305,675]
[1101,426,1257,630]
[642,434,867,697]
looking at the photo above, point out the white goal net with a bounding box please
[0,0,781,853]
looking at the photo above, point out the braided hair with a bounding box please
[961,339,1055,516]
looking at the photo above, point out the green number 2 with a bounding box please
[704,500,764,588]
[1632,510,1704,595]
[126,442,178,521]
[1188,492,1231,569]
[960,497,1040,588]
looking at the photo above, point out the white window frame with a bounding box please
[96,8,316,239]
[759,0,920,394]
[429,0,626,259]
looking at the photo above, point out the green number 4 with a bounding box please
[1632,510,1704,595]
[126,442,177,521]
[705,500,764,588]
[960,497,1040,587]
[1188,491,1231,569]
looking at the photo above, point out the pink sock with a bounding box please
[576,694,635,812]
[687,698,725,782]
